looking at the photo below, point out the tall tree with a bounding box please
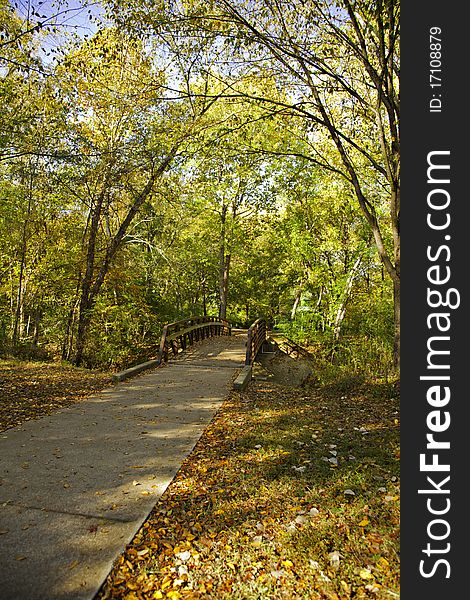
[56,29,192,364]
[113,0,400,364]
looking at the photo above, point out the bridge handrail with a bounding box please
[245,318,268,366]
[157,316,231,364]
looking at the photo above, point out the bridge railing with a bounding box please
[157,316,231,364]
[245,318,268,366]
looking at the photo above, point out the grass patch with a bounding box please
[98,375,399,599]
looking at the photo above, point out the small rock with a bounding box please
[175,550,191,562]
[328,551,341,570]
[308,507,319,517]
[295,515,308,525]
[344,489,356,496]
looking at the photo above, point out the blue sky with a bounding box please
[10,0,104,60]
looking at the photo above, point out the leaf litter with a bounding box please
[0,359,112,432]
[96,374,399,599]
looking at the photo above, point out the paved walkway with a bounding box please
[0,335,246,600]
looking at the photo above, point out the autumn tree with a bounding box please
[109,0,400,364]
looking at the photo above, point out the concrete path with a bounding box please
[0,335,246,600]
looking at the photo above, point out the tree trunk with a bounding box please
[12,167,34,345]
[218,203,228,319]
[290,275,307,321]
[201,277,207,317]
[333,255,362,341]
[73,150,177,365]
[393,277,400,369]
[32,308,41,346]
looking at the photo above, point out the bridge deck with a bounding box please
[0,335,246,600]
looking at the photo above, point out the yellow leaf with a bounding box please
[281,559,294,569]
[152,592,163,599]
[377,557,390,570]
[126,582,139,590]
[359,568,373,580]
[227,562,237,572]
[359,517,369,527]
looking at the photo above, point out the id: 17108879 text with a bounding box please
[429,26,442,113]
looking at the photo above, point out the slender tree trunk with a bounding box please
[32,308,41,346]
[290,274,308,321]
[290,288,302,322]
[12,166,34,345]
[74,184,106,366]
[393,277,400,369]
[73,149,177,365]
[333,254,362,341]
[218,203,228,319]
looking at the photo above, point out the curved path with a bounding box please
[0,334,246,600]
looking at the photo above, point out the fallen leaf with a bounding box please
[359,568,373,580]
[281,559,294,568]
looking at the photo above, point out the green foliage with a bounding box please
[0,1,397,374]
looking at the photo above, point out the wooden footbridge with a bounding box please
[113,315,271,389]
